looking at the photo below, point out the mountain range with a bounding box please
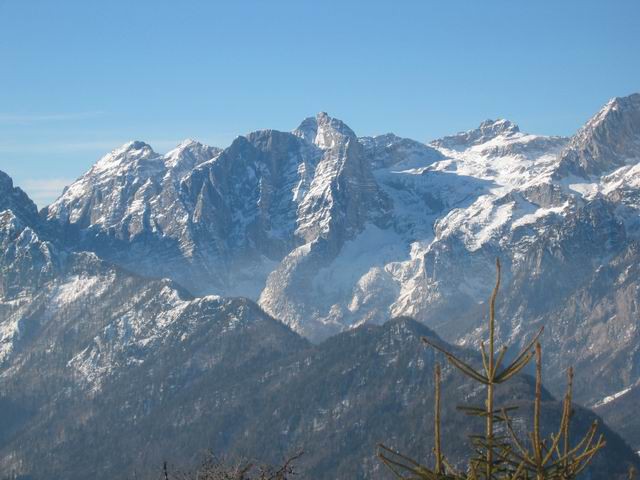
[1,93,640,478]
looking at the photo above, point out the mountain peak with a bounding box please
[294,112,356,148]
[581,94,640,135]
[117,140,154,155]
[604,92,640,113]
[0,169,39,225]
[0,169,14,192]
[166,138,218,157]
[478,118,520,136]
[90,141,159,176]
[432,118,520,150]
[359,133,444,169]
[175,138,200,148]
[556,92,640,177]
[164,139,221,174]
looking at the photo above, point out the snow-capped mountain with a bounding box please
[6,173,637,479]
[0,171,62,304]
[556,93,640,177]
[42,95,640,402]
[45,139,226,295]
[2,93,640,462]
[47,111,568,339]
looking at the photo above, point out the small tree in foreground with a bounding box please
[378,259,613,480]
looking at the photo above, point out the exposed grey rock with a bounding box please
[556,93,640,177]
[0,170,41,228]
[359,133,444,170]
[431,118,521,150]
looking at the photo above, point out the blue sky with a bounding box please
[0,0,639,207]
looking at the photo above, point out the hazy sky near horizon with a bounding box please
[1,0,639,207]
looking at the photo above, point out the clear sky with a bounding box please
[1,0,639,207]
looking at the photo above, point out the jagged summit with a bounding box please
[592,93,640,128]
[0,170,28,201]
[431,119,520,150]
[89,140,159,175]
[164,139,221,173]
[175,138,200,148]
[556,92,640,177]
[165,138,215,156]
[293,112,357,148]
[359,133,444,169]
[432,118,520,150]
[0,169,40,227]
[478,118,520,136]
[110,140,156,158]
[0,169,13,190]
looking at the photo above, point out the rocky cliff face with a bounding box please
[556,93,640,177]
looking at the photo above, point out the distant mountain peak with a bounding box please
[175,138,200,148]
[478,118,520,135]
[359,133,444,169]
[116,140,155,155]
[0,170,14,193]
[580,94,640,137]
[294,112,356,148]
[603,92,640,113]
[170,138,221,152]
[0,170,39,226]
[432,118,520,150]
[556,92,640,177]
[164,139,221,173]
[89,140,159,176]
